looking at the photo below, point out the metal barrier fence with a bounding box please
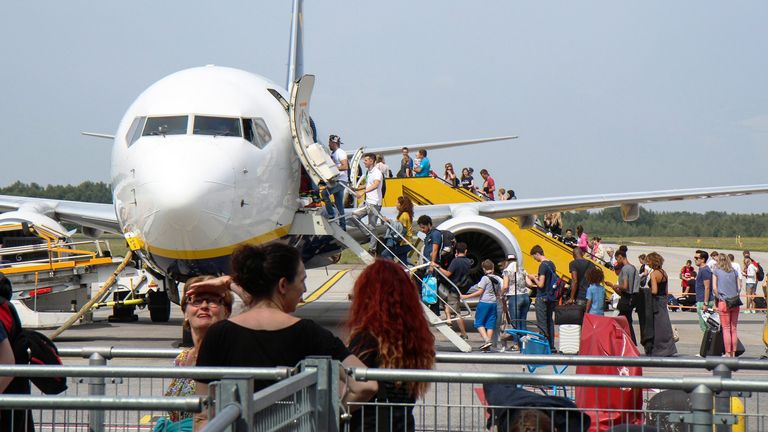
[6,350,768,431]
[0,355,291,432]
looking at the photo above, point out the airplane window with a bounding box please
[126,116,146,146]
[142,116,188,136]
[253,118,272,146]
[193,116,242,137]
[242,118,272,149]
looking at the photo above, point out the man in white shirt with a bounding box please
[322,135,348,230]
[352,153,383,252]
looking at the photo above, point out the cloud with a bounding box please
[740,114,768,132]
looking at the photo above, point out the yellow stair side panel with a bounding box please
[383,177,618,288]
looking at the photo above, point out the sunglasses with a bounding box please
[187,295,223,307]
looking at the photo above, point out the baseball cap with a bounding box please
[329,134,341,144]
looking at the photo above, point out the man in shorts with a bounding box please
[462,260,503,351]
[435,242,471,340]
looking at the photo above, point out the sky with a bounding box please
[0,1,766,213]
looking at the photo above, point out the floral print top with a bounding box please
[164,349,196,422]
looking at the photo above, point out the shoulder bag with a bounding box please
[724,295,743,309]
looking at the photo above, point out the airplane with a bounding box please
[1,0,767,323]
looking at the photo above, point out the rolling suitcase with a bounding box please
[699,327,724,357]
[754,296,767,310]
[699,313,746,357]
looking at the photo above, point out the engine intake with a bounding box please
[436,215,522,282]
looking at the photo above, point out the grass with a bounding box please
[73,235,768,264]
[602,237,768,252]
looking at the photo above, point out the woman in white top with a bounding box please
[744,257,758,313]
[502,254,529,345]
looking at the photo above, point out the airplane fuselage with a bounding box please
[111,66,301,278]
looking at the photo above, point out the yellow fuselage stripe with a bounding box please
[300,270,349,306]
[145,225,292,260]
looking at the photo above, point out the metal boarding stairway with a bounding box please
[290,195,472,353]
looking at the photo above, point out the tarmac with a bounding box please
[43,246,768,372]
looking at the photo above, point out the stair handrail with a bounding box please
[333,206,471,324]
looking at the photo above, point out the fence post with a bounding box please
[302,357,340,432]
[713,363,732,432]
[88,352,106,432]
[209,378,253,432]
[689,384,714,432]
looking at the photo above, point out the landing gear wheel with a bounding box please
[148,290,171,322]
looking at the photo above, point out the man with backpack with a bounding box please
[0,276,35,431]
[418,215,442,266]
[435,242,471,340]
[527,245,557,350]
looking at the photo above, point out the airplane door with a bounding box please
[289,75,340,185]
[348,148,365,207]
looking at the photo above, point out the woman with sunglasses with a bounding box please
[160,276,234,427]
[443,163,458,187]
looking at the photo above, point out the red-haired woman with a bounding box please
[347,259,435,431]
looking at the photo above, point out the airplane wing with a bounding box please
[0,195,120,234]
[365,135,517,157]
[411,184,768,224]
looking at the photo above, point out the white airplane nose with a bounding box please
[132,140,237,248]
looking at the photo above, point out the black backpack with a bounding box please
[755,261,765,282]
[440,230,456,259]
[0,298,67,394]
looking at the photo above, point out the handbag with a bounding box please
[421,274,438,305]
[724,295,743,309]
[554,303,586,325]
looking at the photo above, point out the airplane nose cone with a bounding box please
[133,140,236,248]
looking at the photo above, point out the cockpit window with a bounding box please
[242,118,272,148]
[126,116,146,146]
[193,116,242,137]
[142,116,188,136]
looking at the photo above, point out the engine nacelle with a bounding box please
[0,210,70,239]
[436,215,523,278]
[81,226,104,238]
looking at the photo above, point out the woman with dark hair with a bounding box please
[188,243,377,429]
[646,252,678,357]
[576,225,588,254]
[381,196,414,265]
[347,259,435,431]
[460,168,475,192]
[443,163,458,187]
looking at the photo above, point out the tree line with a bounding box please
[0,181,112,204]
[1,181,767,237]
[564,207,768,237]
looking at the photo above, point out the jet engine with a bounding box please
[436,214,523,281]
[81,226,104,238]
[0,210,70,262]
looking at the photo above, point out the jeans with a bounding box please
[507,294,530,342]
[717,300,740,354]
[534,297,556,350]
[617,294,636,345]
[321,182,347,230]
[380,242,411,265]
[350,204,381,249]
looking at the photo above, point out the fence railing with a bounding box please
[5,353,768,431]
